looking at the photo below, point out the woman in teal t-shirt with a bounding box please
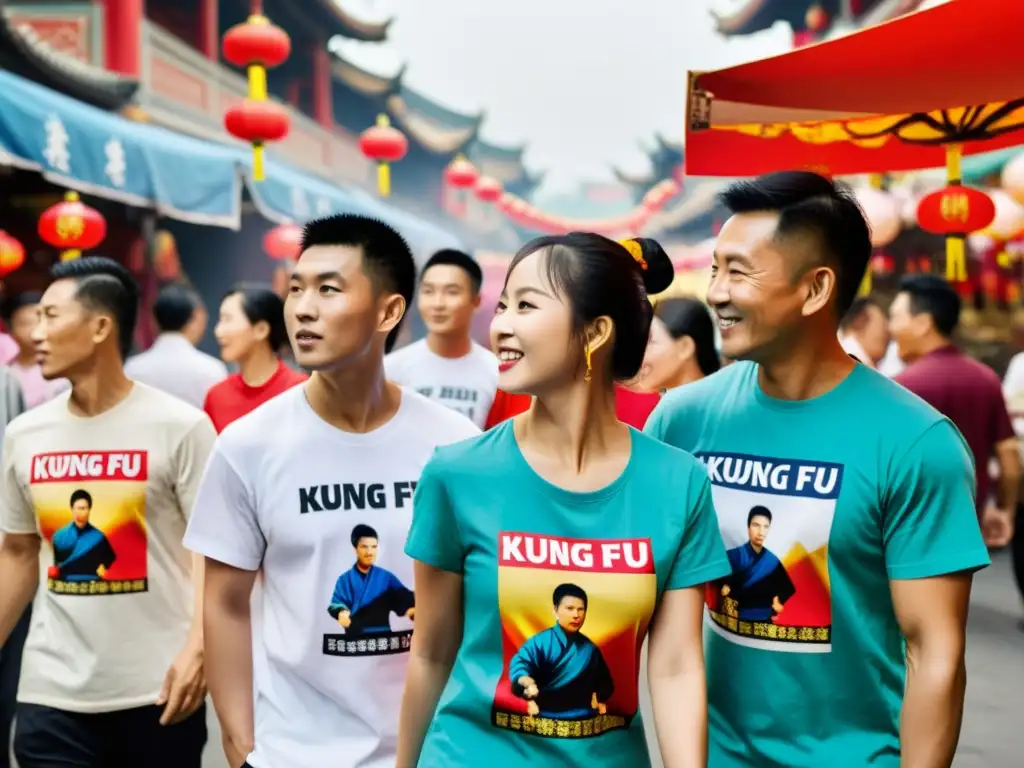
[399,233,730,767]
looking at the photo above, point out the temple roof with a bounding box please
[260,0,390,44]
[711,0,923,38]
[331,52,405,98]
[613,166,653,187]
[386,85,482,156]
[470,138,525,166]
[323,1,392,42]
[504,168,544,200]
[0,5,138,110]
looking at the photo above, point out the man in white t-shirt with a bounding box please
[184,215,479,768]
[125,284,228,409]
[385,249,498,428]
[0,257,215,768]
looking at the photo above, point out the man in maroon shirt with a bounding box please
[890,274,1020,545]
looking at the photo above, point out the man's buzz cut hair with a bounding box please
[300,214,416,352]
[421,249,483,294]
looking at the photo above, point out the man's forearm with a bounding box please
[188,553,205,646]
[649,669,708,768]
[205,605,255,756]
[998,470,1020,512]
[0,551,38,647]
[900,652,966,768]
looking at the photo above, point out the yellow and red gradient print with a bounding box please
[492,532,656,734]
[31,451,149,585]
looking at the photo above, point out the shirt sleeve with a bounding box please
[173,417,218,520]
[664,467,731,590]
[0,431,36,535]
[883,420,990,580]
[404,453,464,573]
[182,441,265,571]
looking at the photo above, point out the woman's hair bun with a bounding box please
[625,237,674,295]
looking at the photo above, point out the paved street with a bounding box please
[203,553,1022,768]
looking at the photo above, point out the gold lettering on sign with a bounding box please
[57,214,84,242]
[940,192,969,224]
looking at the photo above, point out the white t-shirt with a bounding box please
[384,339,498,429]
[0,383,215,712]
[183,385,479,768]
[1003,351,1024,438]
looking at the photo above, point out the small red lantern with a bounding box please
[360,114,408,198]
[222,6,292,181]
[918,185,995,282]
[0,230,26,277]
[263,223,304,261]
[475,176,503,204]
[917,186,996,235]
[445,155,479,189]
[38,191,107,261]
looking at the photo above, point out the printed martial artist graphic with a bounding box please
[33,450,150,596]
[720,506,796,622]
[510,583,615,720]
[700,452,842,653]
[50,489,116,582]
[327,523,415,638]
[492,532,656,738]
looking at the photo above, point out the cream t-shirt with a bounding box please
[0,383,216,713]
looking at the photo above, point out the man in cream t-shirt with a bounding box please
[184,215,479,768]
[0,257,215,768]
[386,249,498,428]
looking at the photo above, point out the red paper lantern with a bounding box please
[222,16,291,69]
[221,9,291,181]
[225,101,290,144]
[475,176,503,203]
[38,191,107,261]
[0,230,26,277]
[360,114,408,197]
[916,186,995,235]
[263,223,304,261]
[445,156,479,189]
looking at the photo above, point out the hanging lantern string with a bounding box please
[376,114,392,198]
[946,143,967,283]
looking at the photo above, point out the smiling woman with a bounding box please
[398,232,731,768]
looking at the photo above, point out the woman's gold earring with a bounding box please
[583,344,592,382]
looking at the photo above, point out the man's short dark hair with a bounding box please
[748,506,772,525]
[2,291,43,324]
[153,284,200,333]
[50,257,139,360]
[300,214,415,353]
[839,296,879,333]
[719,171,872,318]
[421,249,483,294]
[350,523,379,547]
[898,274,961,337]
[552,583,588,609]
[70,489,93,508]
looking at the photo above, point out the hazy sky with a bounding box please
[335,0,791,193]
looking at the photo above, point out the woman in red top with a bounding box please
[203,285,307,432]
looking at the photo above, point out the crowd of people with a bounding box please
[0,170,1018,768]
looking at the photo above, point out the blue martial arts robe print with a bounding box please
[327,564,414,636]
[509,624,614,720]
[723,542,796,621]
[51,522,116,582]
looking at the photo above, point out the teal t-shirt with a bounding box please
[644,361,991,768]
[405,420,730,767]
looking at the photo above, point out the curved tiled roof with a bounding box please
[0,5,138,110]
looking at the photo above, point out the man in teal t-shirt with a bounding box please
[645,171,990,767]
